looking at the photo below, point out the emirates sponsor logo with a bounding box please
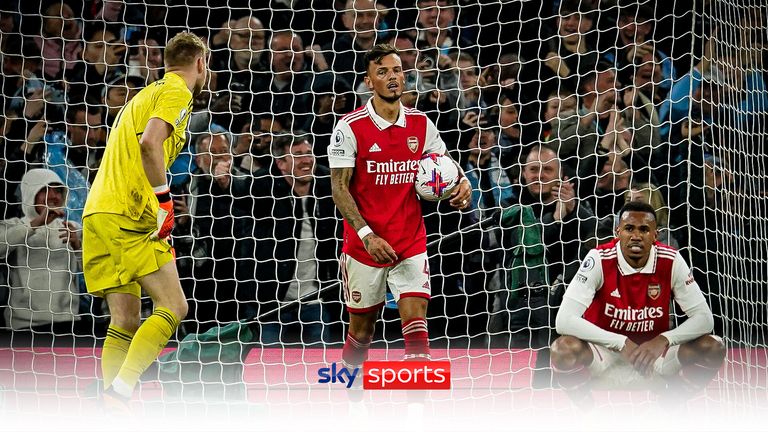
[604,304,663,321]
[366,159,420,173]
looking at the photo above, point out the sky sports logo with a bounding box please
[317,361,451,390]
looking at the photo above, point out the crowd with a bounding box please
[0,0,765,346]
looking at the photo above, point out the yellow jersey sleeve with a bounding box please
[84,72,193,222]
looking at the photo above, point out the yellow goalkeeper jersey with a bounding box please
[84,72,193,221]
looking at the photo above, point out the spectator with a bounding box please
[232,120,269,176]
[126,34,164,84]
[0,169,84,333]
[68,24,126,103]
[251,132,341,345]
[414,0,472,55]
[517,144,611,285]
[541,89,577,141]
[496,90,524,178]
[63,103,107,183]
[211,15,268,132]
[103,73,145,128]
[254,30,313,128]
[552,66,657,182]
[462,122,515,220]
[604,3,676,99]
[182,127,254,332]
[314,0,380,91]
[34,2,83,80]
[299,73,354,167]
[586,151,632,223]
[539,0,600,96]
[622,181,678,248]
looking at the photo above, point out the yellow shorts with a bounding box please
[82,212,174,298]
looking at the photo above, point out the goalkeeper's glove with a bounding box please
[151,187,174,240]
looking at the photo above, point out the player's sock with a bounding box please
[111,307,180,398]
[402,317,430,361]
[342,333,372,367]
[101,325,135,389]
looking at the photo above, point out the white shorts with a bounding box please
[587,342,682,390]
[340,252,431,313]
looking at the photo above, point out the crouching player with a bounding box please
[551,201,726,405]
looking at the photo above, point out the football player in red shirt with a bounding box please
[328,44,471,370]
[551,201,726,404]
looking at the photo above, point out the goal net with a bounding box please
[0,0,766,426]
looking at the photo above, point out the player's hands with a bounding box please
[619,338,639,363]
[362,233,398,265]
[151,188,174,240]
[629,335,669,376]
[449,176,471,210]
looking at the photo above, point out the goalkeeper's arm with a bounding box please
[140,117,173,189]
[141,117,174,239]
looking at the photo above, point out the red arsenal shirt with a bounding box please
[564,238,708,345]
[328,100,446,267]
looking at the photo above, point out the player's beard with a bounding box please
[193,78,204,97]
[380,92,401,104]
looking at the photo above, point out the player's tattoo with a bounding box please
[331,167,367,231]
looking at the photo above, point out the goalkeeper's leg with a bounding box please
[108,261,188,399]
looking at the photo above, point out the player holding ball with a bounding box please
[328,44,471,371]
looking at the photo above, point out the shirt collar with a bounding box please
[616,241,657,275]
[366,99,406,130]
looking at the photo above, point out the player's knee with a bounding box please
[696,335,726,367]
[348,322,375,342]
[170,300,189,322]
[551,336,589,369]
[109,312,140,334]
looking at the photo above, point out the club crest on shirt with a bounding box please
[351,290,362,303]
[647,284,661,300]
[407,136,418,153]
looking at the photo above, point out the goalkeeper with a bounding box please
[81,31,208,404]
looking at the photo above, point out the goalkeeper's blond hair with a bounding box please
[164,31,207,69]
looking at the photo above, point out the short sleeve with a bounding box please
[671,252,707,313]
[563,249,604,307]
[423,116,447,155]
[328,120,357,168]
[149,86,191,132]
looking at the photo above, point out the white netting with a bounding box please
[0,0,766,424]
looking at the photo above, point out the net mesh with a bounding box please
[0,0,766,417]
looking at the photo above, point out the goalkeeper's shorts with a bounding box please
[82,212,174,298]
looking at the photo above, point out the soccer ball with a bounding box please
[415,153,460,201]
